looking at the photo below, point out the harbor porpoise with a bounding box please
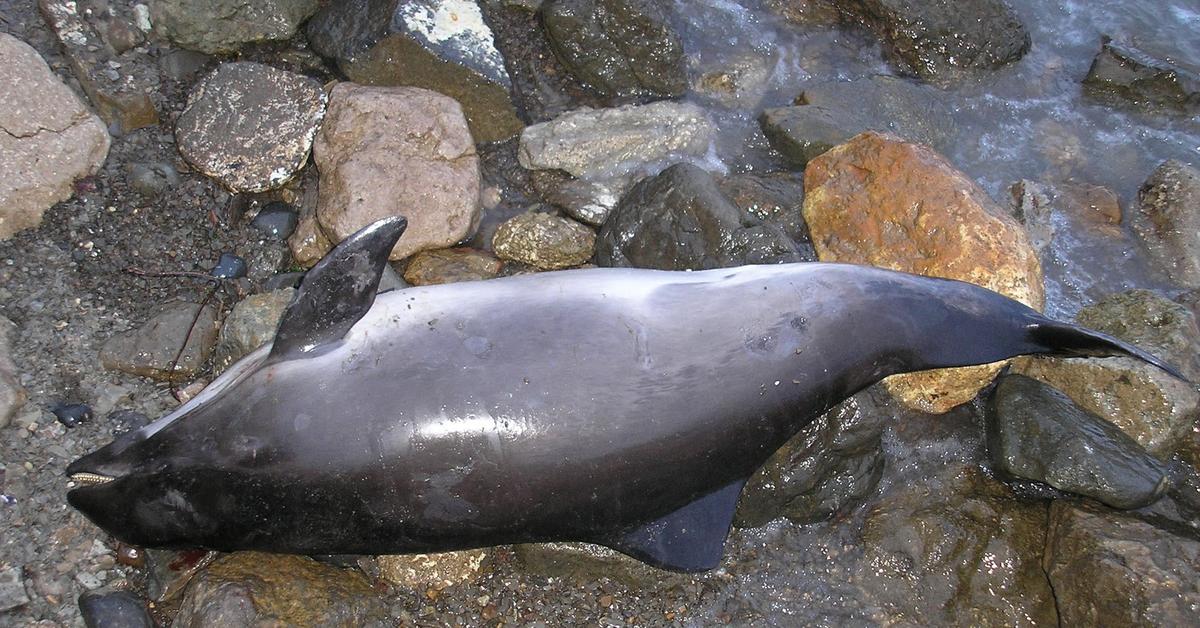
[67,217,1182,572]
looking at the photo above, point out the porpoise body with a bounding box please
[67,217,1181,571]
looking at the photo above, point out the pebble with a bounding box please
[0,566,30,611]
[251,202,299,240]
[210,253,247,279]
[50,403,92,428]
[78,589,154,628]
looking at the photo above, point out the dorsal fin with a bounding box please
[599,479,746,572]
[270,216,407,360]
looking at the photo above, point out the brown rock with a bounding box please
[1044,501,1200,627]
[1132,160,1200,288]
[403,248,503,286]
[492,212,596,269]
[98,303,220,382]
[803,132,1044,413]
[0,33,110,239]
[288,210,333,268]
[377,549,488,590]
[314,83,482,261]
[1057,181,1122,226]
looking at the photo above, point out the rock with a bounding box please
[515,542,678,588]
[692,52,774,108]
[51,403,93,428]
[127,162,181,199]
[309,0,523,143]
[251,202,299,240]
[0,566,29,612]
[173,552,387,627]
[736,387,887,527]
[1083,37,1200,115]
[764,0,841,27]
[288,210,333,268]
[1056,181,1122,226]
[1044,501,1200,626]
[988,374,1169,509]
[492,212,595,269]
[840,0,1031,86]
[541,0,686,99]
[98,302,220,382]
[403,248,504,285]
[377,549,488,590]
[596,163,804,270]
[38,1,159,134]
[532,175,626,226]
[176,63,327,193]
[760,75,955,167]
[803,132,1044,413]
[144,549,217,604]
[212,288,295,373]
[717,172,816,259]
[0,34,110,239]
[518,102,714,180]
[0,316,26,429]
[78,589,154,628]
[1132,160,1200,287]
[210,253,247,280]
[314,83,482,261]
[1008,179,1054,256]
[151,0,323,54]
[1015,289,1200,456]
[858,465,1056,626]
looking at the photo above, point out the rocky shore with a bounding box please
[1,0,1198,625]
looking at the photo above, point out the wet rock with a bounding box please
[1015,289,1200,456]
[151,0,323,54]
[0,33,110,240]
[1083,37,1200,115]
[310,0,523,143]
[1045,501,1200,626]
[403,248,504,285]
[515,542,677,588]
[693,52,774,109]
[804,132,1044,413]
[38,0,159,134]
[760,75,954,167]
[98,302,220,382]
[1008,179,1054,256]
[127,162,180,199]
[210,253,247,280]
[145,549,216,604]
[78,589,153,628]
[858,465,1056,626]
[492,212,596,269]
[0,316,26,429]
[532,175,625,226]
[989,374,1169,509]
[314,83,481,261]
[764,0,841,27]
[596,163,803,270]
[541,0,686,99]
[839,0,1031,86]
[377,549,488,590]
[176,63,326,193]
[50,403,93,429]
[212,288,294,373]
[1132,160,1200,288]
[251,202,299,240]
[0,566,30,612]
[288,210,333,268]
[736,387,887,527]
[173,552,387,627]
[717,171,815,256]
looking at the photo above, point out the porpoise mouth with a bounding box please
[70,472,116,487]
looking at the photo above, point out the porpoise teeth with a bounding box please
[70,472,115,487]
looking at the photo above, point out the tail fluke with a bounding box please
[1026,319,1187,382]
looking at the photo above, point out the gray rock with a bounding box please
[1008,179,1055,256]
[596,163,803,270]
[98,302,220,382]
[1015,289,1200,455]
[78,589,153,628]
[250,203,299,240]
[760,75,954,167]
[1045,501,1200,627]
[127,162,181,199]
[515,542,684,588]
[533,175,626,226]
[838,0,1030,86]
[1083,38,1200,115]
[212,289,295,374]
[0,566,30,612]
[308,0,523,143]
[0,33,110,240]
[1132,160,1200,288]
[0,316,26,430]
[541,0,686,99]
[989,374,1169,509]
[492,212,596,269]
[736,387,887,527]
[150,0,323,54]
[176,62,326,193]
[717,171,815,257]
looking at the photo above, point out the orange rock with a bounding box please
[803,132,1044,413]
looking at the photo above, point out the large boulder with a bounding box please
[803,132,1044,413]
[541,0,686,99]
[151,0,322,54]
[1044,501,1200,627]
[176,63,326,193]
[1131,160,1200,288]
[314,83,482,261]
[1082,38,1200,115]
[307,0,523,143]
[0,33,110,239]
